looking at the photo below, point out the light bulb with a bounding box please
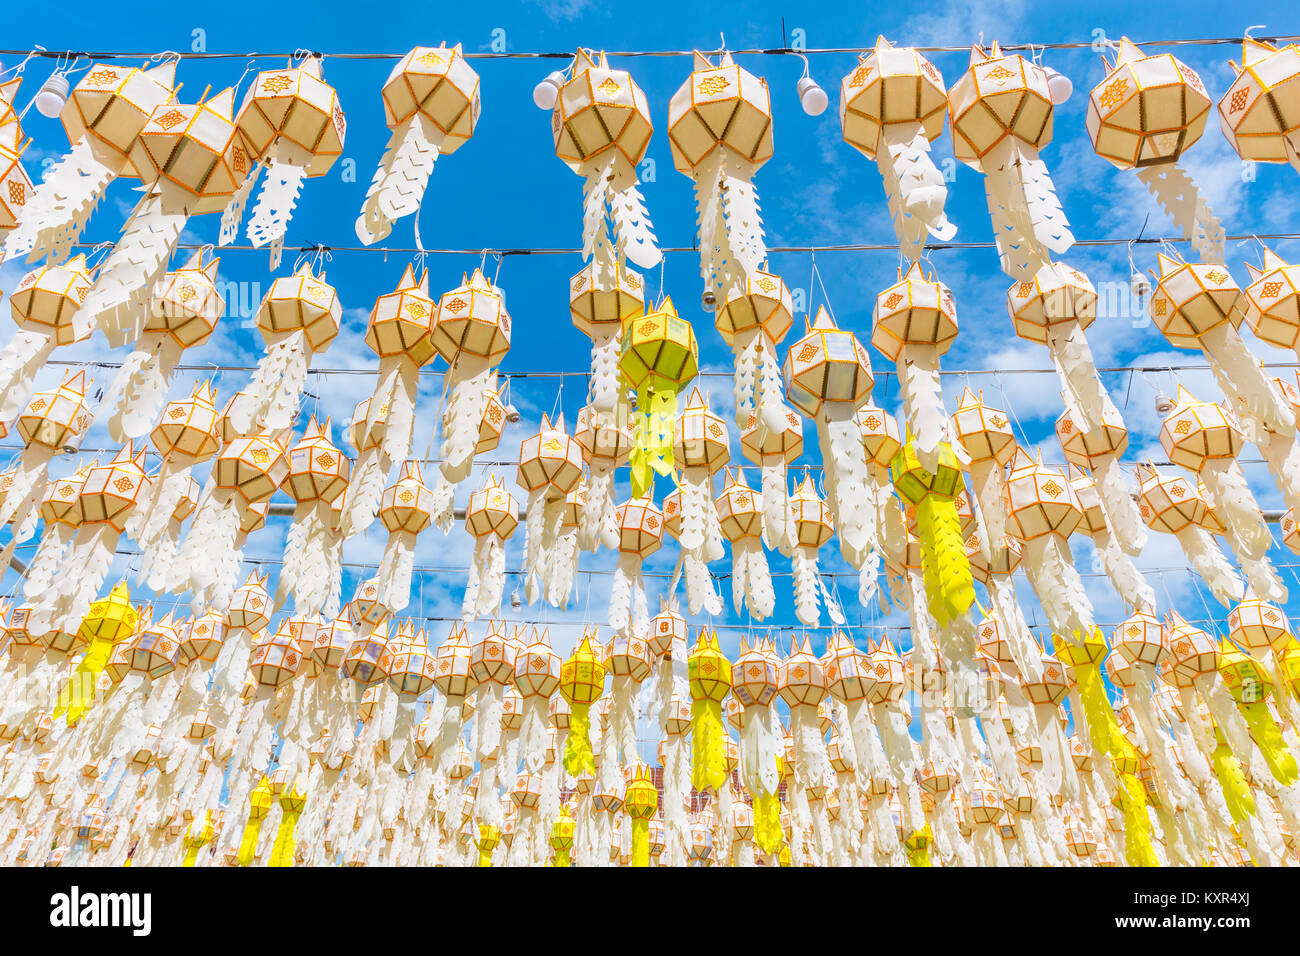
[532,71,565,110]
[1130,273,1151,298]
[510,588,522,610]
[797,76,829,116]
[33,72,69,118]
[1154,393,1174,416]
[1043,67,1073,105]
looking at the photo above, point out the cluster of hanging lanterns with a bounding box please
[0,34,1298,867]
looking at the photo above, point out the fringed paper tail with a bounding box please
[1199,322,1294,435]
[246,158,307,270]
[1020,533,1094,638]
[792,545,821,627]
[104,337,184,442]
[3,136,116,265]
[0,331,56,422]
[227,330,311,435]
[1135,163,1225,263]
[356,115,443,245]
[1176,524,1245,606]
[608,155,661,270]
[760,460,793,556]
[377,530,416,612]
[1093,454,1147,556]
[79,183,189,347]
[1200,458,1271,561]
[878,122,956,260]
[1094,528,1156,613]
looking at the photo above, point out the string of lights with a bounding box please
[3,34,1297,62]
[64,232,1300,259]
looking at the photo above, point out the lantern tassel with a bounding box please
[1174,524,1244,606]
[3,136,116,265]
[1199,321,1294,435]
[356,114,443,245]
[247,157,307,269]
[227,329,310,434]
[104,337,185,442]
[878,122,956,260]
[791,545,821,627]
[79,182,189,347]
[0,331,56,422]
[219,165,261,246]
[1200,458,1271,561]
[1093,454,1147,556]
[1135,163,1225,263]
[1020,533,1094,637]
[688,696,725,798]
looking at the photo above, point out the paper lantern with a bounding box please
[0,370,91,551]
[609,494,663,637]
[558,631,606,778]
[1003,448,1094,639]
[618,297,699,497]
[234,58,345,265]
[785,306,877,582]
[173,428,289,613]
[1217,37,1300,168]
[839,37,956,257]
[516,414,584,608]
[716,469,775,620]
[86,88,241,349]
[278,417,350,617]
[228,264,341,436]
[873,262,958,472]
[425,269,513,537]
[788,475,834,626]
[2,60,177,264]
[0,255,95,425]
[1137,464,1243,607]
[1227,595,1294,658]
[100,250,224,444]
[947,42,1072,278]
[671,387,728,615]
[346,264,436,539]
[740,404,803,555]
[1149,252,1292,436]
[716,266,794,440]
[574,400,634,553]
[890,439,975,632]
[357,44,480,243]
[668,51,773,301]
[553,50,658,272]
[0,83,33,241]
[1159,386,1273,573]
[462,475,519,620]
[1087,37,1220,259]
[374,461,433,612]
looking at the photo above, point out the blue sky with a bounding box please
[3,0,1300,733]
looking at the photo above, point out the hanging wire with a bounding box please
[2,34,1295,61]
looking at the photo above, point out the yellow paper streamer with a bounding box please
[1211,725,1257,824]
[624,765,657,868]
[890,440,975,627]
[1064,630,1158,867]
[55,582,138,725]
[916,494,975,626]
[905,824,933,866]
[238,777,272,867]
[630,387,679,498]
[550,807,575,867]
[563,703,595,777]
[688,630,731,792]
[1219,642,1299,787]
[181,811,214,867]
[268,779,306,868]
[630,817,650,866]
[753,790,784,855]
[476,824,500,867]
[559,633,604,778]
